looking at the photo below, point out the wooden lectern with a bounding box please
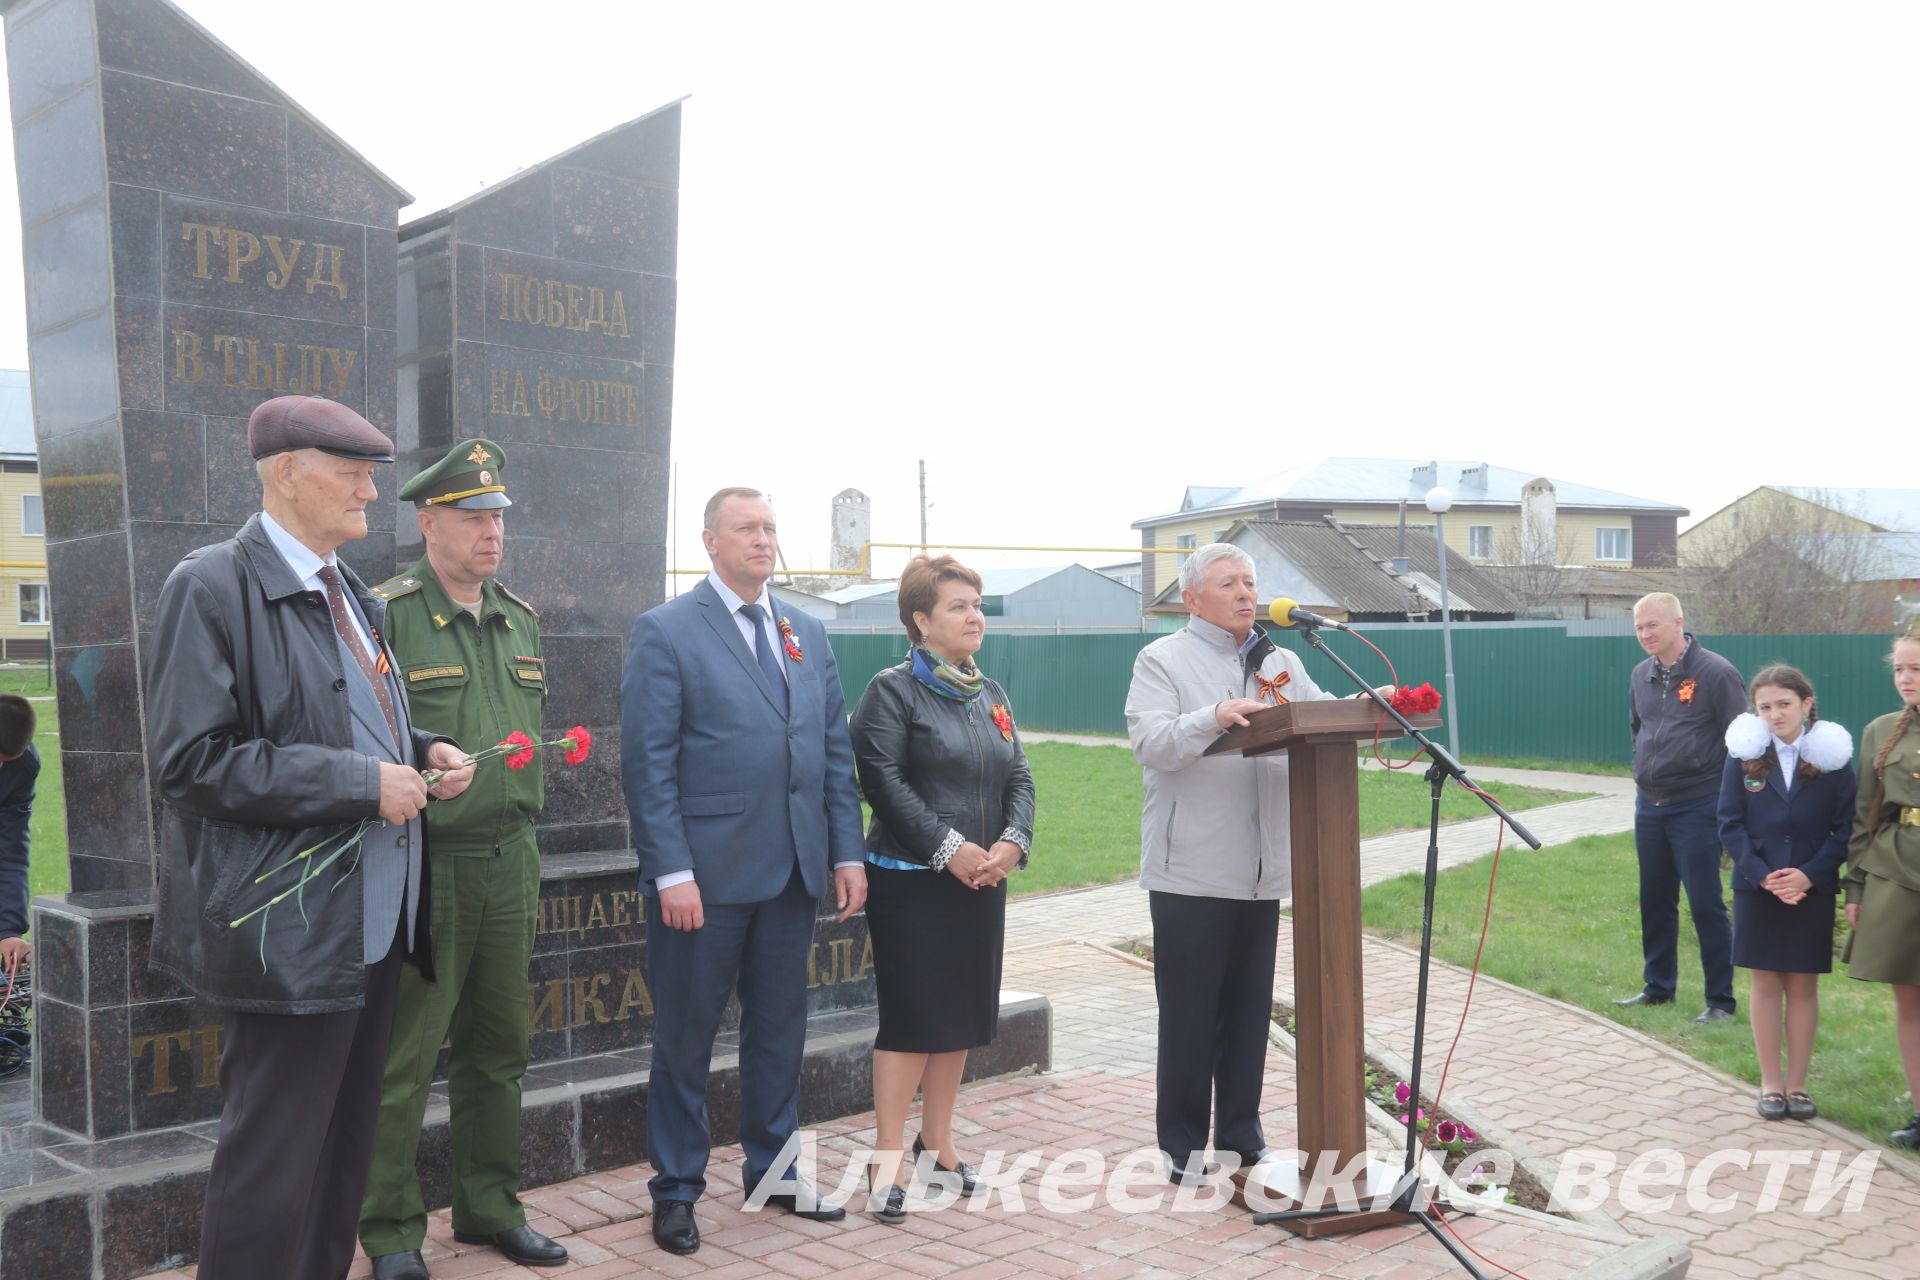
[1205,699,1442,1235]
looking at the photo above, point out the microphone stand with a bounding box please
[1250,620,1542,1279]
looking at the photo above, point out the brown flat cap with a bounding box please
[246,396,395,463]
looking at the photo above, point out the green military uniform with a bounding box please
[359,441,551,1260]
[1846,709,1920,985]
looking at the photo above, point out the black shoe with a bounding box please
[1892,1114,1920,1149]
[1757,1091,1788,1121]
[866,1172,908,1224]
[452,1224,568,1267]
[652,1200,700,1255]
[1786,1092,1818,1121]
[1612,992,1673,1008]
[913,1134,981,1194]
[1230,1147,1271,1169]
[1694,1007,1734,1024]
[370,1252,429,1280]
[1167,1156,1215,1186]
[752,1177,847,1221]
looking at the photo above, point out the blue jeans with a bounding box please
[1634,793,1735,1011]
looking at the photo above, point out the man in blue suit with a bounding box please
[621,486,868,1256]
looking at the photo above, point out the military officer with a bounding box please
[359,440,568,1277]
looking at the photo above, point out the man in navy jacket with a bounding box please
[621,487,867,1256]
[0,695,39,980]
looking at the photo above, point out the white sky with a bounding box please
[0,1,1913,583]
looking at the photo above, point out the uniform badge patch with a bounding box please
[1743,776,1766,793]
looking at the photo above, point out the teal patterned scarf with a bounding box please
[910,645,986,702]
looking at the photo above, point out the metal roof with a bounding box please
[1150,520,1522,617]
[1135,458,1686,528]
[817,565,1103,605]
[0,370,31,459]
[1776,487,1920,533]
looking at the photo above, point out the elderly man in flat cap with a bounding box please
[147,396,476,1280]
[358,440,566,1278]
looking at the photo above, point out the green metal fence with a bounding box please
[827,625,1904,766]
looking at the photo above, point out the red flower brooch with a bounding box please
[778,616,804,663]
[1677,679,1696,704]
[990,703,1014,742]
[1391,683,1443,715]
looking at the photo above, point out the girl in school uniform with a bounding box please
[1846,628,1920,1146]
[1718,664,1856,1121]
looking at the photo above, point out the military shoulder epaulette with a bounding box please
[371,575,423,602]
[494,580,539,616]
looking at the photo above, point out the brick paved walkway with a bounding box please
[148,762,1920,1278]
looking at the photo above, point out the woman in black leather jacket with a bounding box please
[849,555,1035,1221]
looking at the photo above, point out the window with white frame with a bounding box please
[1175,533,1198,549]
[1595,527,1632,562]
[18,583,47,626]
[1468,525,1493,560]
[20,494,41,537]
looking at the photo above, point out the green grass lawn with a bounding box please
[15,675,64,902]
[1361,832,1914,1152]
[1013,741,1583,897]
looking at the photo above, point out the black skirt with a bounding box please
[1732,887,1837,975]
[865,861,1006,1053]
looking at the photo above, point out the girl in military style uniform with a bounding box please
[1846,628,1920,1148]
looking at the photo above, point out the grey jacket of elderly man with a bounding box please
[1126,612,1334,900]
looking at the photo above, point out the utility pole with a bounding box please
[918,459,928,552]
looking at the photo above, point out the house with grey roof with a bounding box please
[820,564,1142,633]
[1145,519,1523,623]
[0,369,47,660]
[1132,458,1687,608]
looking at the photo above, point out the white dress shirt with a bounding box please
[259,510,377,664]
[655,573,854,891]
[1774,733,1800,793]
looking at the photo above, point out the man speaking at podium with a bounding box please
[1125,543,1340,1184]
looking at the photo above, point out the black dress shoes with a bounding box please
[1612,992,1673,1008]
[452,1224,568,1267]
[913,1134,981,1194]
[752,1177,847,1221]
[1892,1114,1920,1149]
[370,1252,429,1280]
[1167,1156,1215,1186]
[1694,1007,1734,1024]
[653,1199,700,1254]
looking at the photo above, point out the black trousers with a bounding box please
[197,930,405,1280]
[1149,891,1280,1166]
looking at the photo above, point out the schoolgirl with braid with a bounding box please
[1718,665,1855,1122]
[1844,627,1920,1147]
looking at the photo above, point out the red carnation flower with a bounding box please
[1391,682,1442,715]
[499,730,536,770]
[563,725,593,766]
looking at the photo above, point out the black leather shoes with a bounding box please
[868,1175,908,1224]
[1167,1156,1215,1186]
[913,1134,981,1194]
[751,1177,847,1221]
[1694,1007,1734,1024]
[652,1199,700,1254]
[452,1224,568,1267]
[1892,1114,1920,1149]
[370,1252,429,1280]
[1612,992,1673,1008]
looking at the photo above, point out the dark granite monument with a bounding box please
[0,2,1047,1276]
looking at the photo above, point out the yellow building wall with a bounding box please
[0,470,47,651]
[1679,489,1876,564]
[1140,513,1233,599]
[1325,506,1635,566]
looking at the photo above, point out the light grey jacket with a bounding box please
[1126,616,1332,900]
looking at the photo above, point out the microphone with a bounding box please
[1268,597,1351,633]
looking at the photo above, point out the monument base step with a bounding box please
[0,993,1051,1280]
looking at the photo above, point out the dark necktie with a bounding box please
[738,602,790,716]
[318,565,400,746]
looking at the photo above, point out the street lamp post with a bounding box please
[1424,485,1461,758]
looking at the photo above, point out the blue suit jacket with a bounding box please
[1716,751,1857,893]
[621,578,864,904]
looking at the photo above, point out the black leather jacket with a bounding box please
[848,663,1036,866]
[147,516,443,1013]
